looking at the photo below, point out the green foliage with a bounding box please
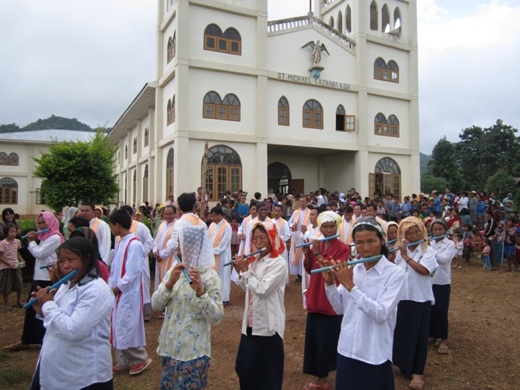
[141,218,153,235]
[23,114,93,131]
[18,219,37,235]
[33,129,119,211]
[427,137,464,190]
[485,171,517,200]
[0,123,21,133]
[514,189,520,212]
[421,174,447,195]
[456,120,520,190]
[419,153,432,176]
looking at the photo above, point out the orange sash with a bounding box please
[209,219,229,269]
[156,221,175,282]
[240,215,253,255]
[290,209,311,265]
[339,218,354,245]
[90,217,101,233]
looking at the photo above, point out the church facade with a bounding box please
[109,0,420,205]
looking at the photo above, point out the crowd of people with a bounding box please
[0,185,518,389]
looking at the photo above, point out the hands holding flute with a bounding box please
[165,263,205,297]
[31,285,59,316]
[318,258,355,291]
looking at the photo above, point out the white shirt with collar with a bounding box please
[238,253,288,338]
[430,237,456,285]
[28,235,62,281]
[325,257,405,365]
[395,246,438,303]
[38,277,114,389]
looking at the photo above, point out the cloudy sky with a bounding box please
[1,0,519,154]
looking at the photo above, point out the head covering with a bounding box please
[384,221,399,239]
[37,212,65,243]
[61,207,79,226]
[249,221,285,259]
[430,218,447,233]
[317,210,342,229]
[396,216,428,253]
[352,217,386,240]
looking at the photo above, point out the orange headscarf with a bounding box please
[249,221,285,261]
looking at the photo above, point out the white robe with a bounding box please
[209,219,232,302]
[108,234,146,350]
[152,220,175,291]
[273,217,291,283]
[134,222,154,305]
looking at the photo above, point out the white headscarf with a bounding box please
[317,210,342,229]
[175,216,214,270]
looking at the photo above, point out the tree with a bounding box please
[427,137,464,190]
[456,120,520,190]
[421,174,447,195]
[33,129,119,211]
[23,115,93,132]
[485,171,517,200]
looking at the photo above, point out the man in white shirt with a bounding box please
[288,196,311,282]
[208,206,232,305]
[152,205,177,291]
[272,204,291,283]
[80,203,111,264]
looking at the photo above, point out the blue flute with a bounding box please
[223,247,266,267]
[23,269,79,309]
[295,234,340,248]
[40,263,55,269]
[311,255,383,274]
[21,228,50,239]
[173,252,193,284]
[388,234,447,253]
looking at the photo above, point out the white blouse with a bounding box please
[395,246,438,303]
[28,235,62,281]
[430,237,456,285]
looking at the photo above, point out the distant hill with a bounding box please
[0,115,93,133]
[420,153,432,175]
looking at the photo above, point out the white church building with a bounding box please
[109,0,420,205]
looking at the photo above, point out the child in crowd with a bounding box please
[453,232,464,269]
[0,225,24,309]
[480,237,491,271]
[230,217,240,256]
[462,224,474,266]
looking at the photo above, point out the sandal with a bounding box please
[437,345,450,354]
[303,383,331,390]
[5,342,30,352]
[112,365,129,375]
[408,379,424,390]
[158,312,165,319]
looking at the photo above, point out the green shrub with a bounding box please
[18,219,36,235]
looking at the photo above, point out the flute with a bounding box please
[223,247,266,267]
[173,252,193,284]
[388,239,426,253]
[295,234,340,248]
[40,263,55,269]
[311,255,383,274]
[23,269,79,309]
[21,228,50,239]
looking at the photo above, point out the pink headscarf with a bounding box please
[37,212,65,243]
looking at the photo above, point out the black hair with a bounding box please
[68,216,90,230]
[120,205,134,215]
[109,209,132,229]
[56,236,99,282]
[352,222,389,257]
[2,208,15,222]
[211,206,224,215]
[177,193,196,213]
[3,223,17,236]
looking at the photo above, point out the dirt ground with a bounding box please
[1,261,519,390]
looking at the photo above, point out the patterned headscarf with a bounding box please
[37,211,65,243]
[317,210,342,229]
[176,216,215,270]
[396,216,429,253]
[250,221,285,259]
[353,217,386,240]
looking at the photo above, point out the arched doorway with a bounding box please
[268,162,292,196]
[370,157,401,199]
[203,145,242,201]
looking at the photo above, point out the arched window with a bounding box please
[278,96,289,126]
[125,145,128,159]
[382,4,390,32]
[303,99,323,129]
[374,57,386,80]
[167,95,176,125]
[143,164,149,203]
[387,60,399,82]
[144,127,149,147]
[374,113,387,135]
[388,115,400,137]
[346,5,352,33]
[394,8,402,30]
[203,145,242,201]
[337,11,343,33]
[0,152,19,166]
[370,1,378,31]
[268,162,292,195]
[370,157,401,199]
[166,148,174,200]
[0,177,18,204]
[167,32,176,63]
[133,137,137,154]
[335,105,356,132]
[203,91,240,121]
[329,16,335,29]
[204,24,241,55]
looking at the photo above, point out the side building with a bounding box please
[109,0,420,205]
[0,129,98,215]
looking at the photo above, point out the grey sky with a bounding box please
[1,0,519,154]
